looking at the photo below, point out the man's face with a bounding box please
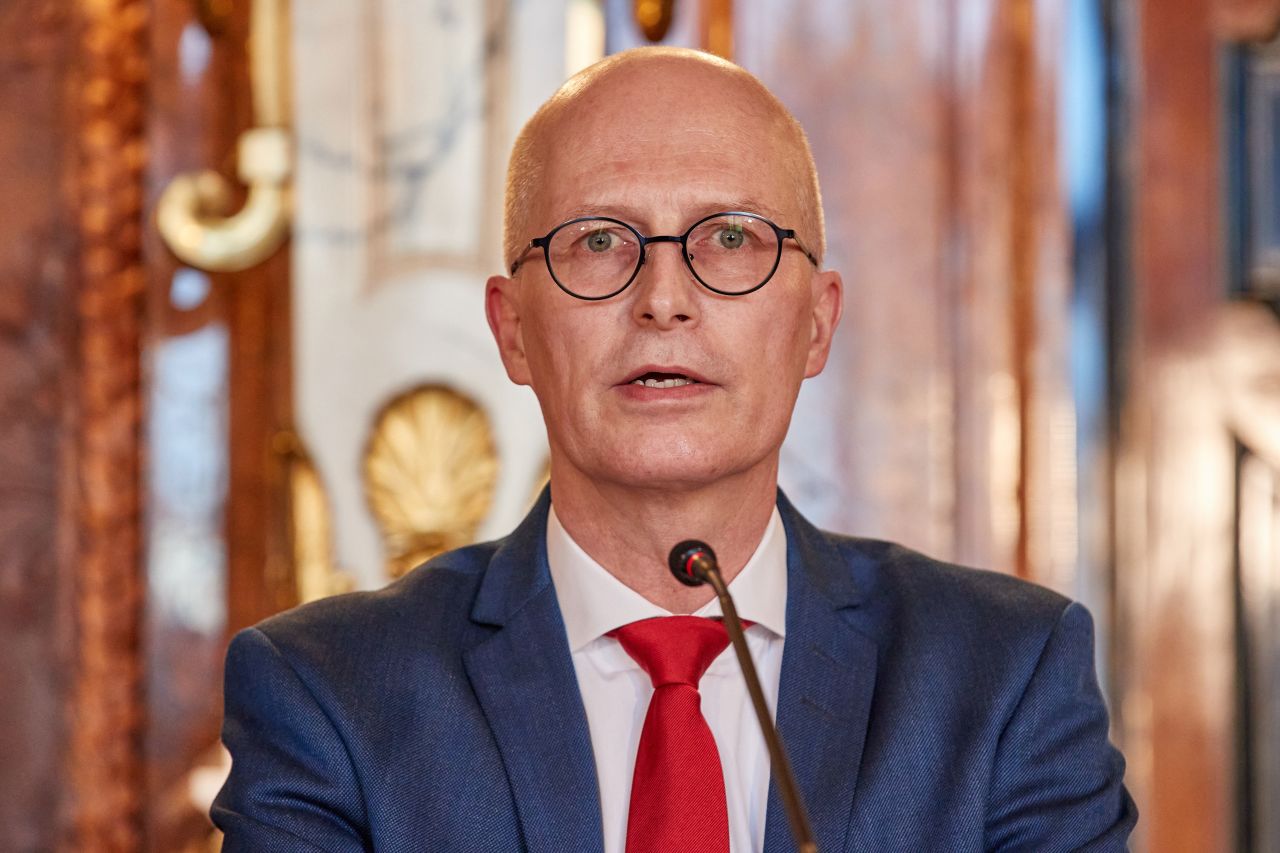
[487,62,842,494]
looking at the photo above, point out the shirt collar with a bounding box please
[546,504,788,653]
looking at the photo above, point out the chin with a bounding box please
[553,414,785,491]
[588,443,765,492]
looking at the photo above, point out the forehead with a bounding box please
[534,64,799,229]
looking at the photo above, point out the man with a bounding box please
[213,47,1136,851]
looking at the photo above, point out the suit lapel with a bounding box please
[764,495,878,853]
[463,492,604,853]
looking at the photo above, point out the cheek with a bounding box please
[522,304,615,413]
[754,299,812,371]
[522,297,578,369]
[754,304,812,409]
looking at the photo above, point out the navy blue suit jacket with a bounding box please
[213,491,1136,851]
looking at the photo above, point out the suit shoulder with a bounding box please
[807,530,1094,714]
[246,539,503,663]
[824,530,1074,636]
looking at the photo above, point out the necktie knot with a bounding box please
[610,615,731,688]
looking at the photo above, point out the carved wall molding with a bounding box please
[65,0,149,848]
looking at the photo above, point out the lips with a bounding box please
[619,365,713,388]
[632,373,698,388]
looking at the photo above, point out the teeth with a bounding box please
[631,376,698,388]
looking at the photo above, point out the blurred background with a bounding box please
[2,0,1278,850]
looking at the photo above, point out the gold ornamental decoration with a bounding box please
[156,0,292,271]
[701,0,734,59]
[632,1,735,60]
[363,386,499,579]
[276,431,354,604]
[634,0,676,41]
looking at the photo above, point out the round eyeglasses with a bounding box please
[508,211,819,300]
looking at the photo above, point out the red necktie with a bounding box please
[610,616,732,853]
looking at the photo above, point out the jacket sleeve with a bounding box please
[212,627,371,852]
[984,602,1138,852]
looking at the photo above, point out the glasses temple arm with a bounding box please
[787,232,820,268]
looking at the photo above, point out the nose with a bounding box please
[630,240,701,329]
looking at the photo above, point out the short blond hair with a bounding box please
[502,47,825,271]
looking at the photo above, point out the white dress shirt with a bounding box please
[545,506,788,853]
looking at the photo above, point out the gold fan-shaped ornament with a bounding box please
[362,386,499,579]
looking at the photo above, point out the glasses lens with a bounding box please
[546,219,642,298]
[685,214,781,293]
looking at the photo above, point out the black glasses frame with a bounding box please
[509,210,820,301]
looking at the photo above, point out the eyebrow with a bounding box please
[553,199,787,229]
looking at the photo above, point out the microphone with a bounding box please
[667,540,818,853]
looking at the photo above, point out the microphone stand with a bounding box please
[670,541,818,853]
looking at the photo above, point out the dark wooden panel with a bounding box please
[1135,0,1222,351]
[1217,302,1280,851]
[1235,443,1280,852]
[0,3,77,850]
[1115,0,1247,849]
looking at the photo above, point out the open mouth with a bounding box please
[629,371,701,389]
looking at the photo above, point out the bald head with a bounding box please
[502,47,825,270]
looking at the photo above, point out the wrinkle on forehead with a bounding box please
[554,197,788,231]
[542,126,791,226]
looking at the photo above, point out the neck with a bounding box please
[549,458,779,614]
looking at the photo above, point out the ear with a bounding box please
[803,268,843,378]
[485,274,533,386]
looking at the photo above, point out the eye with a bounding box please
[585,229,618,253]
[715,226,747,249]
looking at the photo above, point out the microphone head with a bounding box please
[668,540,717,587]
